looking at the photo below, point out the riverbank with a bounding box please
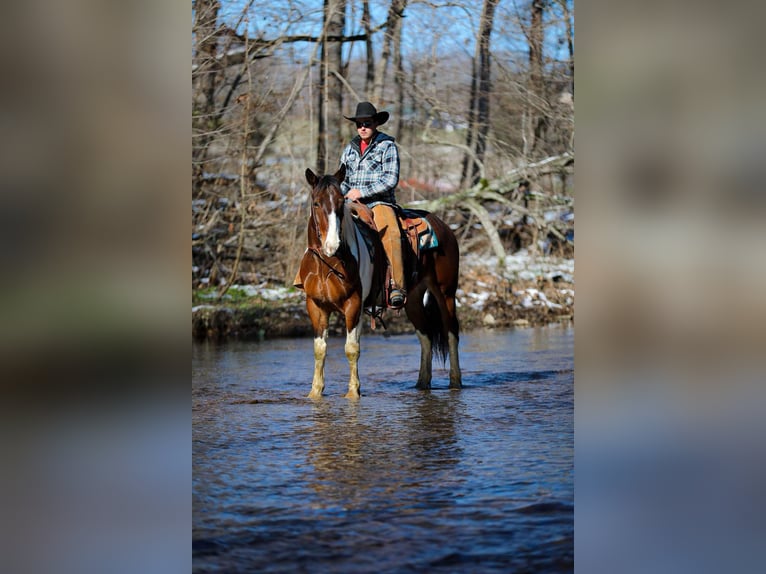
[192,251,573,341]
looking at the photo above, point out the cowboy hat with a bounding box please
[343,101,389,125]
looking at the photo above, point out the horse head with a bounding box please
[306,165,347,257]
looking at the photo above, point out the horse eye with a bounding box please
[313,202,319,208]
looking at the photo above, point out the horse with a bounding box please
[297,165,462,398]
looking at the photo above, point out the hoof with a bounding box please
[307,390,323,400]
[343,391,361,399]
[415,382,431,391]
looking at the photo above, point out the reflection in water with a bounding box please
[305,393,465,516]
[193,327,573,573]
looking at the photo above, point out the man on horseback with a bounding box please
[340,102,406,310]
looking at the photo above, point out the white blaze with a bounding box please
[322,212,340,256]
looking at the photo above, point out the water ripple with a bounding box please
[194,327,573,572]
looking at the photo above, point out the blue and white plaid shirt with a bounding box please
[339,132,399,204]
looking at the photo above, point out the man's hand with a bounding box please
[346,188,362,201]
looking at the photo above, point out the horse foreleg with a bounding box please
[307,299,329,399]
[415,329,433,390]
[341,296,363,399]
[309,329,329,399]
[343,322,361,399]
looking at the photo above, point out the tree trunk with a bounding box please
[316,0,346,174]
[362,0,375,95]
[392,8,406,140]
[559,0,574,97]
[528,0,548,158]
[192,0,221,196]
[461,58,477,188]
[371,0,407,105]
[461,0,498,188]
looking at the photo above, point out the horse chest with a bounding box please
[304,263,358,304]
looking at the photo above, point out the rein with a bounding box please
[308,246,346,280]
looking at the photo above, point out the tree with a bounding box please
[192,0,222,196]
[361,0,375,95]
[461,0,499,188]
[316,0,347,174]
[527,0,548,158]
[372,0,408,106]
[191,0,574,290]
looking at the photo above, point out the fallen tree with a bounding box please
[403,152,574,269]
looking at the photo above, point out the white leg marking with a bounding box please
[309,330,328,398]
[344,324,362,398]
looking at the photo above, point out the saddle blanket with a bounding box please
[399,208,439,251]
[349,202,439,255]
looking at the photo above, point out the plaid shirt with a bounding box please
[339,132,399,204]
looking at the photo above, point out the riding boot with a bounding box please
[371,204,406,308]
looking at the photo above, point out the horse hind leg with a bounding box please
[415,329,433,390]
[418,283,462,390]
[445,295,462,389]
[448,331,462,389]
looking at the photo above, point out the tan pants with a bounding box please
[371,204,405,291]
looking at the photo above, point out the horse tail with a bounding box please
[418,213,460,366]
[423,288,449,364]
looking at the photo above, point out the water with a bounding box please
[193,326,573,573]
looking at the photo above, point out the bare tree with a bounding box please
[361,0,375,94]
[372,0,408,105]
[191,0,574,292]
[557,0,574,97]
[528,0,548,158]
[192,0,222,196]
[316,0,347,174]
[461,0,499,188]
[392,4,406,139]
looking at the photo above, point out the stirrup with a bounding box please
[389,288,406,309]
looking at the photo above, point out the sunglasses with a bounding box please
[355,121,374,128]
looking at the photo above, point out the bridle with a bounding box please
[310,182,347,280]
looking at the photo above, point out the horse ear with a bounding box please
[305,168,318,187]
[334,164,346,184]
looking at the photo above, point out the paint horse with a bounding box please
[297,165,461,398]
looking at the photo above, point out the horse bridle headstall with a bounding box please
[310,200,347,281]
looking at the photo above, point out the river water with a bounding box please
[193,326,573,573]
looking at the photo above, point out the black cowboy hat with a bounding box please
[343,101,389,125]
